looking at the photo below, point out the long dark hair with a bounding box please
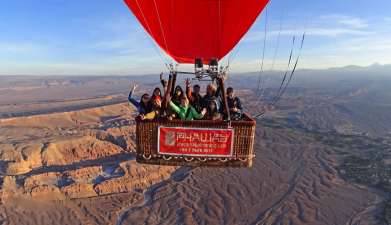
[140,93,151,110]
[172,85,184,105]
[152,87,162,98]
[206,97,221,120]
[207,97,219,114]
[174,85,183,96]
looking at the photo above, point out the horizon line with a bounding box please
[0,62,388,77]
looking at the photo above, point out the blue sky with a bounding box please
[0,0,390,75]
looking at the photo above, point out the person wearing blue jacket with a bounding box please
[128,83,152,115]
[227,87,243,120]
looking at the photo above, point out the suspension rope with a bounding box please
[135,0,171,71]
[253,2,284,116]
[252,35,296,119]
[253,1,309,119]
[225,35,242,72]
[258,0,286,101]
[269,5,285,72]
[226,44,239,71]
[153,0,170,56]
[251,4,269,117]
[272,12,310,104]
[225,0,272,71]
[277,32,306,100]
[272,36,296,103]
[253,32,306,119]
[268,0,309,105]
[254,0,288,116]
[256,5,269,91]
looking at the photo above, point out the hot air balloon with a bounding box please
[124,0,270,167]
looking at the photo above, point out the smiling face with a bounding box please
[153,88,161,96]
[175,87,182,96]
[209,101,216,112]
[141,94,150,104]
[227,87,234,98]
[194,85,200,95]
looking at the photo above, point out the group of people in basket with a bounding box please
[128,74,243,121]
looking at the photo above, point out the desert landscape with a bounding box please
[0,65,391,225]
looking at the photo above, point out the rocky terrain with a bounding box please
[0,103,176,225]
[0,70,390,225]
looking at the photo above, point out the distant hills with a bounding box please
[294,63,391,80]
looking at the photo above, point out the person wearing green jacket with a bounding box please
[169,95,206,120]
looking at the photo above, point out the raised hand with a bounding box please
[220,71,228,81]
[165,93,172,103]
[185,78,191,87]
[130,83,138,92]
[160,73,168,88]
[201,108,207,115]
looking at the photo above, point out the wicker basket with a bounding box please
[135,114,256,167]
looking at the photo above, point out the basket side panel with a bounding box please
[136,119,256,167]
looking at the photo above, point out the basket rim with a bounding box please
[136,113,256,126]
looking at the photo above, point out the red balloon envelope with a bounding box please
[124,0,269,64]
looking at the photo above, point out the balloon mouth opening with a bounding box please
[194,57,219,69]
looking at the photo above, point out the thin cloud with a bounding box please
[276,27,370,37]
[297,29,391,68]
[342,39,391,52]
[244,27,370,43]
[0,42,49,54]
[339,18,368,29]
[320,15,369,29]
[228,13,391,72]
[244,14,371,43]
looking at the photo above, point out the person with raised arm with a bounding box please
[168,95,206,121]
[128,83,152,115]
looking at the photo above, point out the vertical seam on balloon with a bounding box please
[225,0,243,70]
[225,0,241,71]
[135,0,154,41]
[153,0,170,59]
[170,0,174,53]
[134,0,171,70]
[227,0,270,71]
[218,0,222,62]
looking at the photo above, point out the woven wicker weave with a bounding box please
[135,114,256,167]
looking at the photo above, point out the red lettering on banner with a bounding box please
[158,127,234,157]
